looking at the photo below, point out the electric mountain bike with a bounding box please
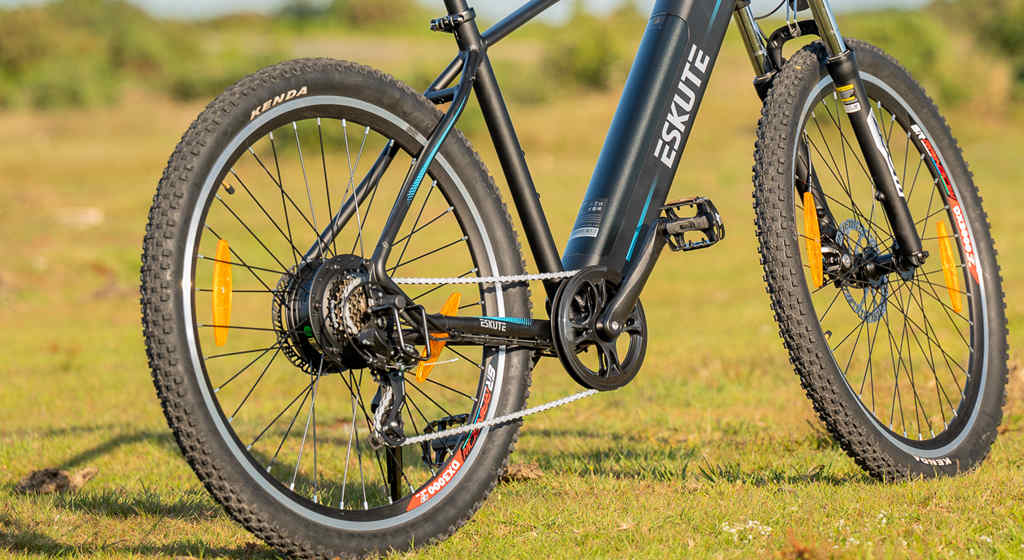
[140,0,1008,557]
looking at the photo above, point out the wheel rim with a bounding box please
[792,73,987,452]
[181,96,510,528]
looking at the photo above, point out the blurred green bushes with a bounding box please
[0,0,285,109]
[936,0,1024,96]
[279,0,424,30]
[0,0,1014,111]
[543,5,644,91]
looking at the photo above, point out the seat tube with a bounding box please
[806,0,927,267]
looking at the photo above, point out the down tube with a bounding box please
[562,0,733,272]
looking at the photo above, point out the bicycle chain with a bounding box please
[389,268,596,447]
[399,389,598,446]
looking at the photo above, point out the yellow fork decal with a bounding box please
[414,292,461,383]
[937,221,963,314]
[212,239,233,347]
[803,191,824,289]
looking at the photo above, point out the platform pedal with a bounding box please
[660,197,725,251]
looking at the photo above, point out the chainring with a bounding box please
[551,267,647,391]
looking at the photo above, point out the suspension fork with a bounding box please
[804,0,927,268]
[734,3,839,240]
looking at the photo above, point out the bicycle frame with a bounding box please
[305,0,927,347]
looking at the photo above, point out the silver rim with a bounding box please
[181,95,510,529]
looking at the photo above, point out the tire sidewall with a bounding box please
[764,42,1007,478]
[148,58,531,556]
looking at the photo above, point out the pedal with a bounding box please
[660,197,725,251]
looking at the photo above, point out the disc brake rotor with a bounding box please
[838,219,889,323]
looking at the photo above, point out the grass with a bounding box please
[1,16,1023,560]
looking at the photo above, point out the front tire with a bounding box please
[754,41,1008,480]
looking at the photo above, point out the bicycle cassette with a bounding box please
[551,267,647,391]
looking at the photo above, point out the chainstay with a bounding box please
[392,269,587,446]
[392,270,579,285]
[399,389,598,446]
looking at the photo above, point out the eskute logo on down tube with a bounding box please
[911,125,981,284]
[406,363,496,511]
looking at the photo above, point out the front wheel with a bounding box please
[754,41,1008,479]
[141,58,532,558]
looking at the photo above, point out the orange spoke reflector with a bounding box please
[414,292,461,383]
[212,239,233,347]
[937,221,963,314]
[803,191,824,289]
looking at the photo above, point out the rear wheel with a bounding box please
[754,41,1008,479]
[141,58,531,558]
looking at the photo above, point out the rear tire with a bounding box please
[141,58,532,558]
[754,41,1008,480]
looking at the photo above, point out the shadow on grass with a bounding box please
[52,488,223,520]
[56,430,178,470]
[0,512,281,559]
[692,459,873,487]
[519,428,870,487]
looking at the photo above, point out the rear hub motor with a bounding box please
[273,254,378,372]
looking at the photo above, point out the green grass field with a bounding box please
[1,15,1022,559]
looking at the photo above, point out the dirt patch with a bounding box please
[501,463,544,483]
[15,467,98,495]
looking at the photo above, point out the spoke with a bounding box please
[207,345,279,361]
[198,255,284,277]
[351,371,368,509]
[230,169,304,263]
[915,269,972,349]
[905,151,926,203]
[294,122,329,259]
[229,349,281,421]
[291,357,324,494]
[393,204,455,247]
[822,101,872,188]
[200,324,283,333]
[817,288,845,323]
[205,226,283,302]
[389,237,468,273]
[265,135,299,269]
[405,377,457,419]
[342,120,372,257]
[405,374,477,403]
[393,180,438,270]
[199,288,281,294]
[317,118,339,257]
[267,382,315,472]
[887,284,969,375]
[246,380,314,450]
[215,346,277,391]
[446,346,482,370]
[249,144,330,254]
[906,283,959,421]
[914,274,971,297]
[915,284,967,395]
[340,377,357,508]
[803,135,890,240]
[402,390,436,434]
